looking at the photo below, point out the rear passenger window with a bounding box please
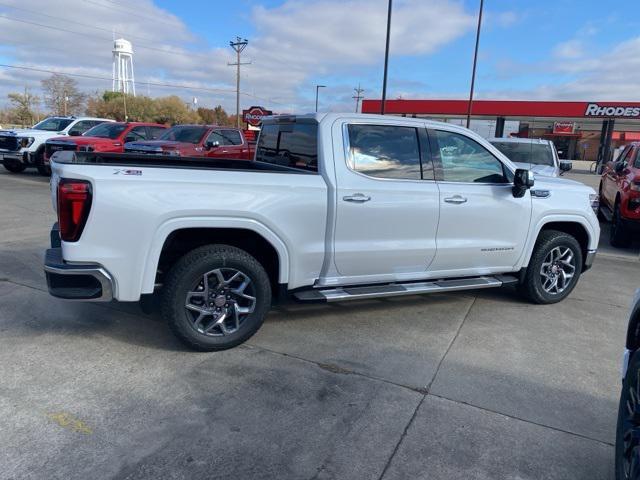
[220,130,243,145]
[256,122,318,171]
[346,124,421,180]
[148,127,166,140]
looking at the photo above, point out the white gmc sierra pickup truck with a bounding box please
[45,113,600,351]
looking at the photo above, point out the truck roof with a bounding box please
[486,137,552,145]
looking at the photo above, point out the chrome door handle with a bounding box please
[444,195,467,204]
[343,193,371,203]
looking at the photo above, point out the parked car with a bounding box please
[124,125,255,160]
[0,116,113,175]
[488,137,572,177]
[599,142,640,247]
[45,113,600,351]
[43,122,167,175]
[616,290,640,480]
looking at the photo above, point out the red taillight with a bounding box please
[57,179,92,242]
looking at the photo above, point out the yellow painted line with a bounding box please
[46,412,93,435]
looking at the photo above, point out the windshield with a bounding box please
[160,125,208,144]
[490,141,555,166]
[83,122,127,139]
[32,117,74,132]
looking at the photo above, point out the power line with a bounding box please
[0,63,286,105]
[83,0,181,29]
[0,15,220,61]
[0,2,161,44]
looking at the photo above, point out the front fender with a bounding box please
[517,214,599,269]
[140,216,291,295]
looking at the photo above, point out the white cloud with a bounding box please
[553,39,585,59]
[0,0,476,113]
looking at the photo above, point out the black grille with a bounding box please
[0,135,19,151]
[46,142,77,158]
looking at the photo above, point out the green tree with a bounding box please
[7,89,39,127]
[41,74,86,116]
[153,96,199,125]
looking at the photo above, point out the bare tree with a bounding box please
[41,74,86,116]
[8,88,39,127]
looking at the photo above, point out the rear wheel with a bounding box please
[520,230,582,304]
[161,244,272,351]
[2,159,26,173]
[611,201,631,248]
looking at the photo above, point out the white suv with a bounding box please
[0,116,113,175]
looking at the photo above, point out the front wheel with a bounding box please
[35,150,51,176]
[161,244,272,351]
[616,351,640,480]
[2,159,26,173]
[520,230,582,304]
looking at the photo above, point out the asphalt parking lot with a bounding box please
[1,167,638,480]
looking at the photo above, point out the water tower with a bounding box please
[112,38,136,96]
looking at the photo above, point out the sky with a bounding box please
[0,0,638,114]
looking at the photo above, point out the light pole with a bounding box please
[465,0,484,129]
[381,0,392,115]
[315,85,326,112]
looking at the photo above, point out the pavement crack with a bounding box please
[376,394,426,480]
[425,296,476,393]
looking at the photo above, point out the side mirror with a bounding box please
[68,130,81,137]
[513,168,534,198]
[559,160,573,172]
[614,162,625,174]
[205,140,220,150]
[124,136,135,143]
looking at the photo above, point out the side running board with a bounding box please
[294,275,519,302]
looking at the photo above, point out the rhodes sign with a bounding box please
[585,103,640,118]
[243,106,273,127]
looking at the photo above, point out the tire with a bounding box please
[35,149,51,176]
[2,159,26,173]
[161,244,272,351]
[520,230,583,304]
[616,350,640,480]
[611,201,631,248]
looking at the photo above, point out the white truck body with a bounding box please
[48,113,599,301]
[45,113,600,350]
[0,116,112,171]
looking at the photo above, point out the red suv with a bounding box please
[599,142,640,246]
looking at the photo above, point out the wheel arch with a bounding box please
[521,216,595,269]
[141,218,290,295]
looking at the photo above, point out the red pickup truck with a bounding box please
[599,142,640,246]
[123,125,255,160]
[44,122,167,174]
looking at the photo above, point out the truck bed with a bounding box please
[51,151,315,174]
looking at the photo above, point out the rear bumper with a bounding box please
[44,224,114,301]
[583,249,597,272]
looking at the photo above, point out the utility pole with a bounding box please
[381,0,392,114]
[353,84,365,113]
[229,37,250,129]
[315,85,326,112]
[63,95,68,116]
[466,0,484,129]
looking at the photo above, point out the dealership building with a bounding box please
[361,99,640,163]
